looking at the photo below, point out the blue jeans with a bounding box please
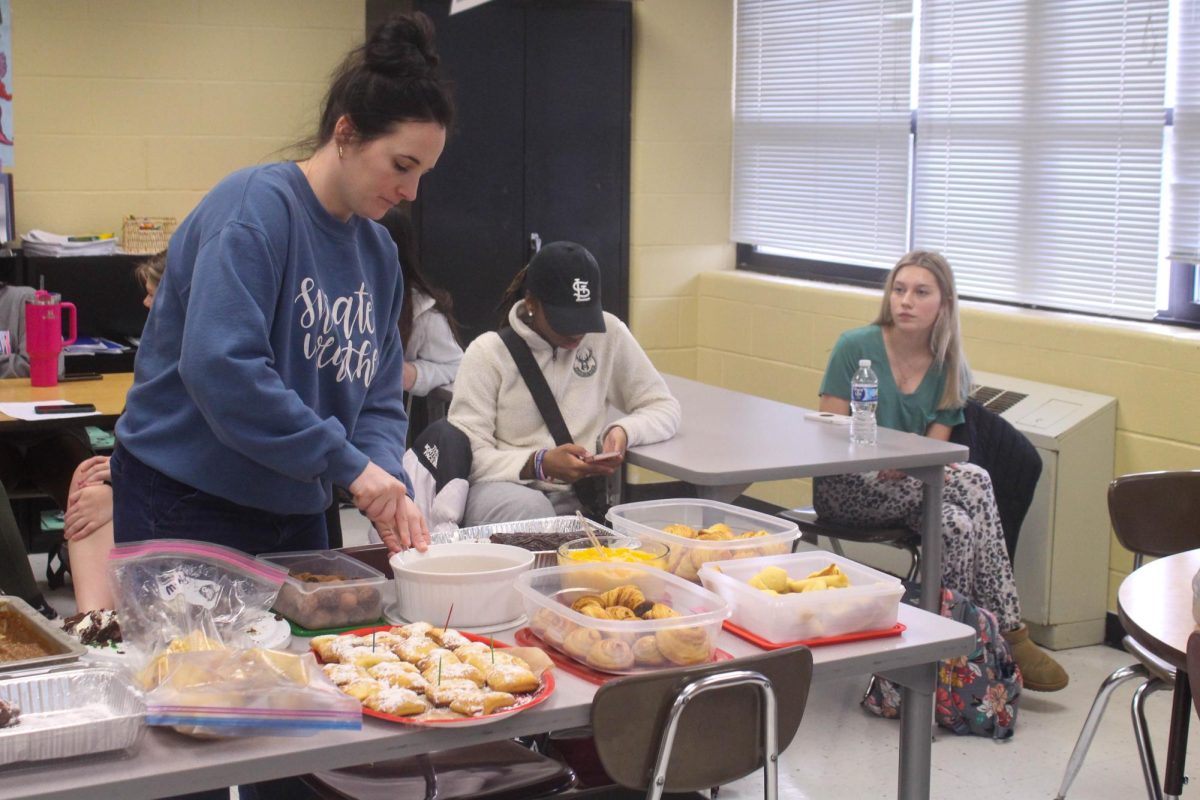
[110,444,327,555]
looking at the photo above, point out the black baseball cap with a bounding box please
[525,241,606,335]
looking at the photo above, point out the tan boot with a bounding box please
[1004,624,1068,692]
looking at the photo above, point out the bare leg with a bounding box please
[67,521,114,611]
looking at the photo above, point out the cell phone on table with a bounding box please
[60,372,103,382]
[589,451,622,462]
[34,403,97,415]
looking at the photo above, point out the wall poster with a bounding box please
[0,0,12,167]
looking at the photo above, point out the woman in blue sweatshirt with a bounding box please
[112,14,452,558]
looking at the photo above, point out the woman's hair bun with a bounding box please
[365,12,440,78]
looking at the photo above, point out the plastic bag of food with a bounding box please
[109,540,361,737]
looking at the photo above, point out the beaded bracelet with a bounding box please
[534,448,549,482]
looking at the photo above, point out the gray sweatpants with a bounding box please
[463,481,582,527]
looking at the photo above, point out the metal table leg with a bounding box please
[908,466,944,614]
[1164,670,1192,799]
[882,662,937,800]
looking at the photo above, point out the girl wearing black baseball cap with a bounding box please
[447,242,681,525]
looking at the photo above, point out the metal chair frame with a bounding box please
[1056,469,1200,800]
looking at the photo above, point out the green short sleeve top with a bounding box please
[818,325,964,435]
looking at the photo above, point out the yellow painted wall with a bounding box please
[625,1,1200,612]
[9,0,363,238]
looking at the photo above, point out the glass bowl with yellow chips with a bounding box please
[556,536,669,571]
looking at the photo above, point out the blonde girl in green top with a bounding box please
[815,250,1067,692]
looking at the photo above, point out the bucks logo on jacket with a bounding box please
[574,347,597,378]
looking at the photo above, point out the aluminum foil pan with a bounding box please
[0,596,86,674]
[434,516,620,569]
[0,667,145,767]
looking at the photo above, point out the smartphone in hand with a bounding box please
[589,451,622,462]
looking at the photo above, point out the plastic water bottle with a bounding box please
[850,359,879,446]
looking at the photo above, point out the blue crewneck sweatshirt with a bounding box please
[117,162,411,515]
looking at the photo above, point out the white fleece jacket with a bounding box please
[405,289,463,397]
[448,303,682,491]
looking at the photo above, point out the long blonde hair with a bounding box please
[873,250,970,410]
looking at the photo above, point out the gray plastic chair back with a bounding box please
[1108,471,1200,560]
[590,644,813,794]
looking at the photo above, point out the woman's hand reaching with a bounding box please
[350,461,430,554]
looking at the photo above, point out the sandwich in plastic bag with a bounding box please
[109,539,361,737]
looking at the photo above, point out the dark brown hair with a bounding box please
[378,209,459,345]
[307,13,454,152]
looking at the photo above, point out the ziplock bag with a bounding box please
[109,540,361,737]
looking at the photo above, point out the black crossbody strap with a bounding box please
[499,326,574,447]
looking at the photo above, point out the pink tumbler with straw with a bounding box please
[25,289,76,387]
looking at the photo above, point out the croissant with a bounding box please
[599,585,646,610]
[563,627,605,661]
[577,604,612,620]
[699,523,734,538]
[639,602,680,620]
[632,635,667,666]
[662,523,697,539]
[585,638,635,672]
[571,595,607,613]
[606,606,639,621]
[655,626,712,666]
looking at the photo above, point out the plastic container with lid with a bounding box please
[514,562,730,674]
[698,551,903,643]
[257,550,386,631]
[606,499,800,583]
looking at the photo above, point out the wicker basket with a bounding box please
[121,215,176,255]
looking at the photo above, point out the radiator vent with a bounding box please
[970,385,1028,414]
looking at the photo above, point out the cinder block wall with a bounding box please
[9,0,362,237]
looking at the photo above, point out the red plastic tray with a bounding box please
[721,619,905,650]
[514,627,733,685]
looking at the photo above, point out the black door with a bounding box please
[412,0,631,344]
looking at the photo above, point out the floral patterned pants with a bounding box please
[813,463,1021,631]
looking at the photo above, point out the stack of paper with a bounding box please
[22,229,119,257]
[64,336,130,355]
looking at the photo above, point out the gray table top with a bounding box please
[625,375,968,486]
[4,604,973,800]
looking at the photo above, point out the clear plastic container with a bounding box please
[0,667,144,767]
[698,552,903,643]
[606,499,800,583]
[514,562,730,674]
[258,550,387,630]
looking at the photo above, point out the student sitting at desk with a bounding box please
[814,250,1067,692]
[379,210,462,399]
[448,242,681,525]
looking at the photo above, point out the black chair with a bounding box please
[301,740,575,800]
[565,644,813,800]
[1055,470,1200,800]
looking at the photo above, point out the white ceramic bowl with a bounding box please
[388,542,535,628]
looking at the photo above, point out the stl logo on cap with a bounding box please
[572,278,591,303]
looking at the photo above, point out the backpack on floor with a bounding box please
[863,587,1022,740]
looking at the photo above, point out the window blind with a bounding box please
[1169,0,1200,264]
[913,0,1169,319]
[731,0,914,269]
